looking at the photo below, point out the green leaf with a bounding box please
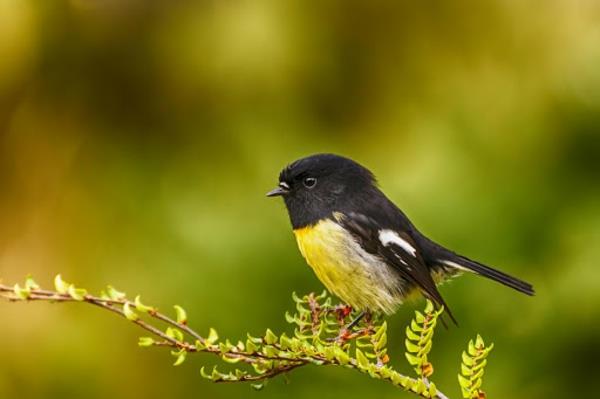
[221,354,241,364]
[356,348,370,368]
[424,299,434,314]
[410,319,423,332]
[234,369,246,379]
[323,346,335,361]
[106,285,126,301]
[246,339,258,353]
[13,284,30,299]
[123,302,139,321]
[411,378,426,394]
[284,311,296,324]
[264,328,278,345]
[138,337,155,347]
[406,325,421,341]
[251,383,264,391]
[428,381,437,397]
[373,321,387,341]
[195,339,206,351]
[405,339,420,353]
[263,345,278,358]
[472,367,485,381]
[24,275,40,290]
[200,366,212,380]
[236,340,245,351]
[418,339,432,358]
[461,363,472,376]
[172,350,187,366]
[206,328,219,345]
[173,305,187,324]
[458,373,471,389]
[468,339,477,356]
[219,341,233,353]
[462,351,474,367]
[472,359,488,372]
[419,328,435,346]
[374,332,387,352]
[211,366,222,381]
[248,332,264,343]
[67,285,87,301]
[292,291,303,303]
[279,333,292,351]
[435,305,444,318]
[335,347,351,365]
[414,311,425,324]
[391,372,410,388]
[134,296,154,313]
[475,334,485,349]
[405,352,422,366]
[166,327,184,341]
[54,274,69,294]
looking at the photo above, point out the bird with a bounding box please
[267,153,534,325]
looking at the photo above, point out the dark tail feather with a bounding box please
[444,254,535,296]
[440,306,457,328]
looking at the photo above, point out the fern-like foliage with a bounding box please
[405,300,442,378]
[0,275,498,399]
[458,335,494,399]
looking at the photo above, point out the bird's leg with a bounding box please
[332,311,371,343]
[345,311,367,330]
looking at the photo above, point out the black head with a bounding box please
[267,154,377,229]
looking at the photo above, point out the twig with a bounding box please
[0,281,452,398]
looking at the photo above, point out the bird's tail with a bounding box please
[438,252,535,296]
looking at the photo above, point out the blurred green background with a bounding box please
[1,1,599,398]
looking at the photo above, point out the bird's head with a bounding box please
[267,153,376,229]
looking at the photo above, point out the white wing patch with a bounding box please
[440,259,473,273]
[378,229,417,256]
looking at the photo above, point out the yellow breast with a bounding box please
[293,218,404,314]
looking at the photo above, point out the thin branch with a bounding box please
[0,281,452,399]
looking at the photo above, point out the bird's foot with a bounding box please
[329,310,372,344]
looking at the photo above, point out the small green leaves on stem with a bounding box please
[172,349,187,366]
[13,284,31,300]
[264,329,278,345]
[25,275,40,290]
[0,275,499,399]
[206,328,219,345]
[123,302,139,321]
[165,327,184,342]
[174,305,188,324]
[134,296,155,313]
[54,274,69,294]
[405,300,442,378]
[105,285,126,301]
[138,337,155,347]
[67,285,87,301]
[458,335,494,399]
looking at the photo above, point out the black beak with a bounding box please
[266,185,289,197]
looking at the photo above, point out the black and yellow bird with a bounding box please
[267,153,534,324]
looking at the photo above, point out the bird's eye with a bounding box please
[303,177,317,188]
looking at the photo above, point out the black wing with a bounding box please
[336,211,457,324]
